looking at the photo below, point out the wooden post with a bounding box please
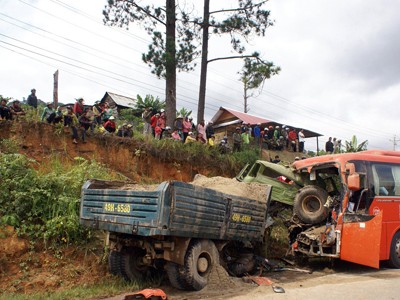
[53,70,59,107]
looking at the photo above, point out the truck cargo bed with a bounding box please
[80,180,271,242]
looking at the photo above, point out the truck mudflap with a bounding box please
[340,212,382,268]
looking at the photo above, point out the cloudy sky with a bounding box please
[1,0,399,151]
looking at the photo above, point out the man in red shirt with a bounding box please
[73,97,85,117]
[288,128,298,152]
[150,113,160,137]
[104,116,116,133]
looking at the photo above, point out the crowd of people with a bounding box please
[1,89,313,154]
[231,123,306,153]
[141,106,230,151]
[325,137,342,154]
[0,89,135,144]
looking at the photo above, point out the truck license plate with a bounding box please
[103,203,131,213]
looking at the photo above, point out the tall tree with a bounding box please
[239,56,280,113]
[194,0,275,122]
[103,0,198,127]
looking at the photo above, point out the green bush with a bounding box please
[0,149,119,245]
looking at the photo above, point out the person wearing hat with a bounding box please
[184,131,196,144]
[103,115,116,133]
[41,102,56,123]
[274,126,280,141]
[117,123,130,138]
[9,100,26,120]
[161,126,172,139]
[73,97,85,117]
[233,127,242,152]
[27,88,38,109]
[174,115,184,141]
[92,101,103,126]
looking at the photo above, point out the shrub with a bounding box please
[0,149,120,246]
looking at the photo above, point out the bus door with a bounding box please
[340,162,382,268]
[340,210,382,268]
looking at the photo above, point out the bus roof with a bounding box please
[292,150,400,171]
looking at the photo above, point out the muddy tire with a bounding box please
[293,186,328,224]
[108,250,123,276]
[119,248,150,281]
[182,239,219,291]
[389,231,400,268]
[165,262,190,290]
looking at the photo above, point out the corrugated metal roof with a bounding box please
[211,107,272,125]
[102,92,136,109]
[211,107,323,138]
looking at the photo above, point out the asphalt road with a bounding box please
[231,268,400,300]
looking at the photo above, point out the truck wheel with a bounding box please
[108,250,123,276]
[165,262,190,290]
[389,231,400,268]
[293,186,328,224]
[120,248,149,281]
[182,240,219,291]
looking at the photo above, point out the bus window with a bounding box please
[371,164,400,196]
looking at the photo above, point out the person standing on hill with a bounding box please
[197,120,206,140]
[325,137,334,154]
[142,107,152,135]
[27,88,38,109]
[298,129,305,153]
[253,123,261,146]
[92,101,103,126]
[233,127,243,152]
[73,97,85,117]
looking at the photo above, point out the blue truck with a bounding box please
[80,179,272,290]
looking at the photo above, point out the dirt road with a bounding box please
[105,262,400,300]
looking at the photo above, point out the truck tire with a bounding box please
[389,231,400,268]
[120,248,150,281]
[293,186,328,224]
[165,262,190,290]
[108,250,123,276]
[182,240,219,291]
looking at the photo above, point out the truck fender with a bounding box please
[163,237,191,265]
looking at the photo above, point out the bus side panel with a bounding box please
[340,212,382,269]
[368,198,400,260]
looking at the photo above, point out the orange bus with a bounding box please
[289,150,400,268]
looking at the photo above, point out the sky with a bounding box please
[1,0,399,152]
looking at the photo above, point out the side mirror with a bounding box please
[348,173,360,191]
[345,163,356,175]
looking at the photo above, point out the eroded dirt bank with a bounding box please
[0,121,235,182]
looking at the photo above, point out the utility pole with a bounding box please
[389,134,400,150]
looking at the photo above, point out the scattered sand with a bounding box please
[191,174,269,202]
[88,175,270,202]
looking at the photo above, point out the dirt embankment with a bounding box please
[0,121,235,182]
